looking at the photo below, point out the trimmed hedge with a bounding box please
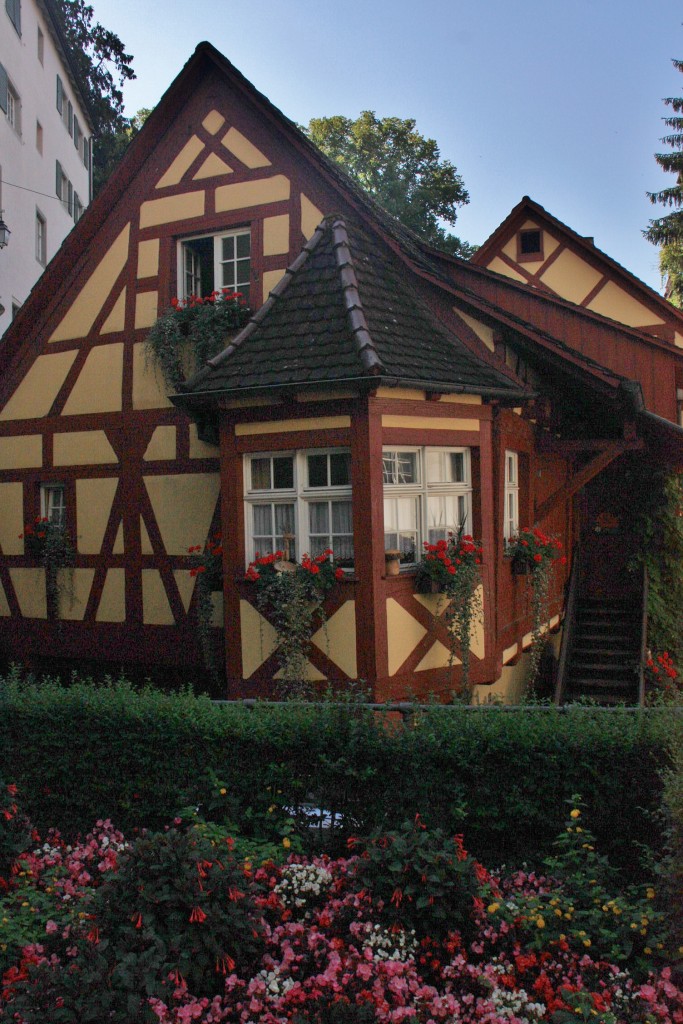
[0,669,675,876]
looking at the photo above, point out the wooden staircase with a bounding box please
[561,597,641,704]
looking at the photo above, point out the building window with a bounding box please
[245,449,353,566]
[35,210,46,265]
[73,192,83,222]
[5,0,21,35]
[36,119,43,153]
[383,447,472,565]
[504,450,519,542]
[6,80,20,134]
[40,483,66,526]
[37,25,44,63]
[11,301,20,320]
[55,161,74,216]
[179,228,251,303]
[517,228,543,263]
[56,74,63,115]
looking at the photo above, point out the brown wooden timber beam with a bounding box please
[534,439,644,523]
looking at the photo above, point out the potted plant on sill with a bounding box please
[415,532,483,695]
[145,290,251,390]
[188,531,224,679]
[245,549,345,696]
[20,517,75,619]
[506,526,566,684]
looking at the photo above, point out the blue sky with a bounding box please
[93,0,683,292]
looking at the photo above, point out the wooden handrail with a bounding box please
[638,562,649,707]
[554,543,581,706]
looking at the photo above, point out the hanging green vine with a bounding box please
[144,291,250,390]
[506,527,565,687]
[21,518,75,620]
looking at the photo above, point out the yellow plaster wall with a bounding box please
[202,110,225,135]
[143,473,220,555]
[59,568,95,621]
[675,332,683,350]
[413,584,484,661]
[143,426,177,461]
[386,598,427,675]
[441,394,482,405]
[194,153,233,179]
[236,416,350,436]
[222,127,271,168]
[415,639,453,671]
[376,387,425,401]
[76,478,119,554]
[96,568,125,621]
[100,289,127,334]
[132,343,173,410]
[139,191,205,229]
[457,311,495,353]
[262,268,286,295]
[311,600,357,677]
[486,257,527,283]
[0,581,10,616]
[0,482,24,555]
[587,280,665,327]
[263,214,289,256]
[62,344,124,415]
[54,431,118,466]
[189,424,219,458]
[137,239,159,279]
[540,249,602,304]
[274,660,326,683]
[135,291,159,330]
[381,415,480,431]
[142,569,174,624]
[0,436,42,469]
[173,570,196,614]
[241,599,278,677]
[0,350,78,420]
[155,135,205,189]
[49,224,131,342]
[10,568,46,618]
[215,175,290,213]
[301,194,323,239]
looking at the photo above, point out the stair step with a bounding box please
[566,677,635,690]
[570,662,635,674]
[572,647,634,658]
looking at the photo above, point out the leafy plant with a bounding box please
[245,550,344,695]
[187,531,223,678]
[144,290,250,390]
[20,518,76,620]
[507,526,565,685]
[415,532,483,694]
[0,778,31,891]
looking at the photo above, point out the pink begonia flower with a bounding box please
[45,920,58,934]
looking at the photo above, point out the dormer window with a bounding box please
[517,228,543,263]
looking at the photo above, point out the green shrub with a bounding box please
[0,669,675,876]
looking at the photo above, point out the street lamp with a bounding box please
[0,211,10,249]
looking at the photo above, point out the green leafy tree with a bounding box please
[54,0,136,193]
[645,58,683,297]
[306,111,475,257]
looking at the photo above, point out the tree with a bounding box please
[305,112,475,258]
[53,0,136,193]
[645,58,683,297]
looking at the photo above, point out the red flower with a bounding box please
[131,912,143,929]
[189,906,207,924]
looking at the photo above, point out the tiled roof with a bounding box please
[179,217,529,401]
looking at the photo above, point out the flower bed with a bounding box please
[1,791,682,1024]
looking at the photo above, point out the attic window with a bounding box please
[517,228,543,263]
[179,229,251,304]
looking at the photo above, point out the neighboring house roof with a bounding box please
[177,216,531,404]
[468,194,683,336]
[38,0,94,131]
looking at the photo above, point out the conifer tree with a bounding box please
[645,58,683,300]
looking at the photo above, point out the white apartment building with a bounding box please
[0,0,92,337]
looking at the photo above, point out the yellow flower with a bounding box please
[268,805,276,814]
[646,887,655,900]
[575,827,583,833]
[555,909,563,917]
[583,939,592,947]
[641,917,649,926]
[282,837,291,849]
[535,916,545,929]
[644,947,652,955]
[21,901,29,908]
[570,809,581,819]
[219,787,227,796]
[487,902,500,914]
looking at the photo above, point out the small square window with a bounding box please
[41,482,66,527]
[517,228,543,263]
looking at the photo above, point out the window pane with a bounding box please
[274,504,295,553]
[330,452,351,486]
[250,458,271,490]
[273,457,294,489]
[451,452,465,483]
[252,505,272,538]
[221,235,235,260]
[331,501,352,534]
[223,264,235,287]
[308,502,329,535]
[236,258,250,284]
[236,232,250,258]
[307,454,328,487]
[383,451,417,485]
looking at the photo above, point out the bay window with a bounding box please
[383,447,472,564]
[245,450,353,566]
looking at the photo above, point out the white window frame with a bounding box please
[382,446,473,566]
[6,79,20,135]
[35,209,46,265]
[178,228,251,303]
[244,449,353,566]
[40,482,66,527]
[504,450,519,543]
